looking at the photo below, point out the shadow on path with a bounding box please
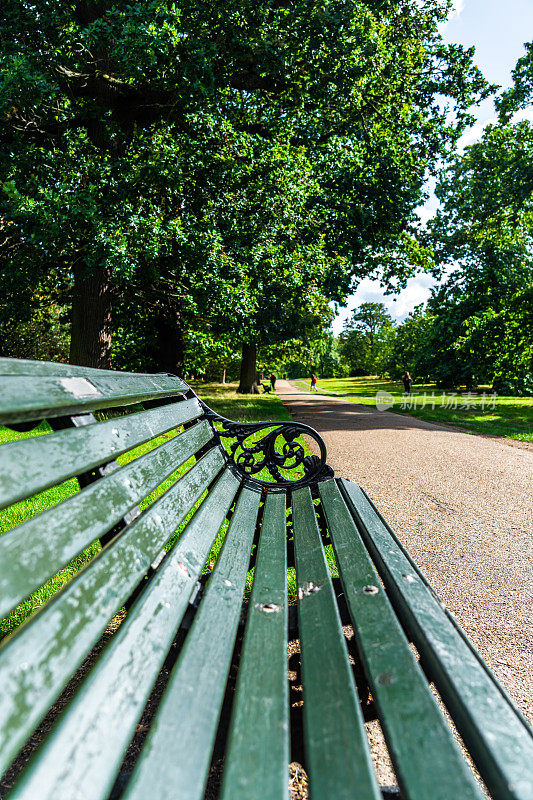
[278,383,458,436]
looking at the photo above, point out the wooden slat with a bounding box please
[319,479,484,800]
[0,374,187,425]
[8,472,243,800]
[340,478,533,800]
[0,458,235,779]
[292,486,381,800]
[220,492,289,800]
[123,488,261,800]
[0,357,146,378]
[0,397,202,509]
[0,420,214,620]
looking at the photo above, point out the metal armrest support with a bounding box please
[188,389,334,491]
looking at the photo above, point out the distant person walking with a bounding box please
[310,374,318,392]
[402,371,412,394]
[270,373,277,391]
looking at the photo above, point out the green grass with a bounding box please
[295,376,533,442]
[0,384,309,636]
[190,381,293,423]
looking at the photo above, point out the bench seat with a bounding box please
[0,358,531,800]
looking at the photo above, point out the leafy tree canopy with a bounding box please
[498,40,533,121]
[1,0,489,371]
[425,49,533,393]
[339,301,393,375]
[381,304,435,379]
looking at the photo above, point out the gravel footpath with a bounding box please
[277,380,533,724]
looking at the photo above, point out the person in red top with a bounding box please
[310,374,317,391]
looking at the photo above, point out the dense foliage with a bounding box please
[423,95,533,392]
[1,0,487,383]
[325,41,533,396]
[338,302,393,376]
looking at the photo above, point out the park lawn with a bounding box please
[295,376,533,442]
[190,380,293,422]
[0,385,308,637]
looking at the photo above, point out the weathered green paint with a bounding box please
[319,479,484,800]
[220,492,289,800]
[0,462,237,780]
[0,421,215,620]
[8,473,243,800]
[340,478,533,800]
[0,397,202,509]
[0,357,147,378]
[0,374,187,426]
[292,486,381,800]
[123,488,260,800]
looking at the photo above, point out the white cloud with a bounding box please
[415,205,435,226]
[449,0,465,19]
[512,107,533,124]
[455,106,533,152]
[414,175,440,227]
[438,0,465,32]
[332,273,436,335]
[456,115,497,151]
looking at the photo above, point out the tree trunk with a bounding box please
[70,264,113,368]
[146,295,185,375]
[221,368,226,384]
[237,343,259,393]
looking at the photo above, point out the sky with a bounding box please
[331,0,533,334]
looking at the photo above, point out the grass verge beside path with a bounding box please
[190,380,293,422]
[295,377,533,442]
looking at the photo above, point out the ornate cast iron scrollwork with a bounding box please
[194,396,334,490]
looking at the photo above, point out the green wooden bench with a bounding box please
[0,357,531,800]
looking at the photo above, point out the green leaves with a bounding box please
[339,302,393,376]
[498,41,533,121]
[424,87,533,393]
[1,0,489,369]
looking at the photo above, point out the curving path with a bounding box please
[277,379,533,723]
